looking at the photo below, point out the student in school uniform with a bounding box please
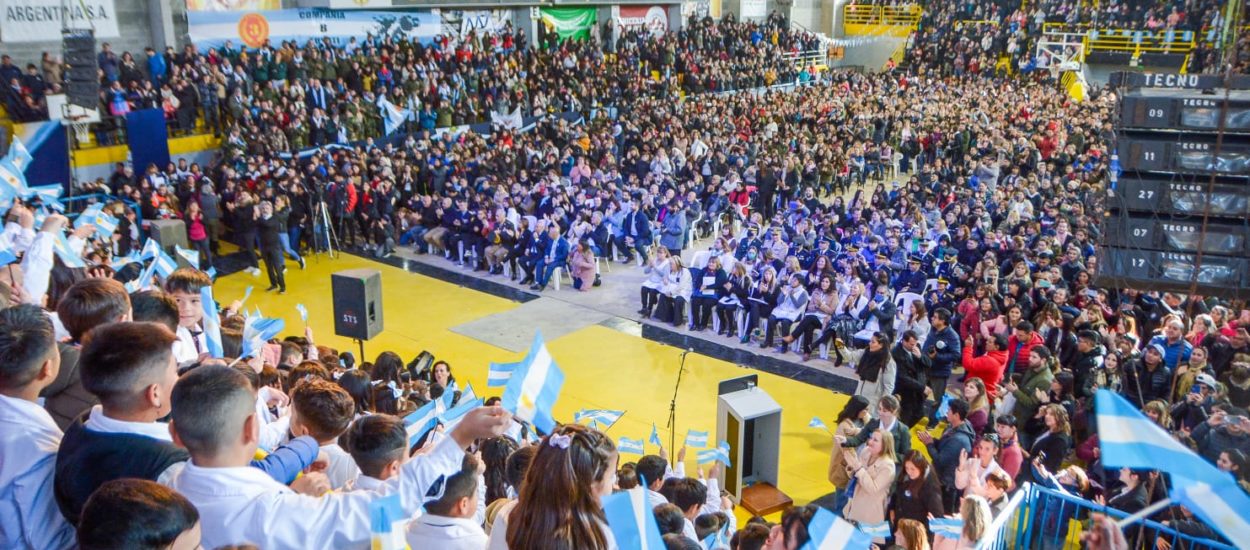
[54,321,321,525]
[286,378,360,489]
[0,305,76,550]
[43,278,132,429]
[164,269,217,365]
[340,414,408,494]
[76,479,202,550]
[166,365,511,549]
[406,458,490,550]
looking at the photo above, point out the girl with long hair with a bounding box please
[842,429,897,536]
[962,377,991,438]
[481,436,521,505]
[894,518,932,550]
[497,424,618,550]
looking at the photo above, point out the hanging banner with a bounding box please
[184,0,279,11]
[188,8,440,50]
[617,6,668,37]
[740,0,766,18]
[539,7,596,41]
[327,0,393,7]
[440,9,511,40]
[0,0,120,42]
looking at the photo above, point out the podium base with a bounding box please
[740,482,793,517]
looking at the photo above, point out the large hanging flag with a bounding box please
[200,286,224,358]
[368,493,408,550]
[800,507,872,550]
[602,486,666,550]
[500,332,565,434]
[1095,390,1250,544]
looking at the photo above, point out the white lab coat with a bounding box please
[173,325,207,365]
[405,514,489,550]
[0,394,75,550]
[169,433,466,550]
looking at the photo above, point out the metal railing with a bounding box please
[980,483,1234,550]
[843,4,922,27]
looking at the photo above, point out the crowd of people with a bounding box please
[0,4,1248,550]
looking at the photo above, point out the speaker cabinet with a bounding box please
[332,269,383,340]
[148,219,188,252]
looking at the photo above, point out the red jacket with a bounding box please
[962,346,1007,399]
[1005,331,1044,376]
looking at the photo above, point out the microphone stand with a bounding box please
[667,348,692,454]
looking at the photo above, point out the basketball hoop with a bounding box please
[66,114,91,146]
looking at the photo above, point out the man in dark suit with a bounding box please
[257,201,286,294]
[532,223,569,292]
[614,199,652,264]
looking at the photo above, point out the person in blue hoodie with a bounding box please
[145,47,167,88]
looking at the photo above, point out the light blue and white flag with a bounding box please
[935,393,953,420]
[295,303,308,324]
[800,507,872,550]
[439,396,483,432]
[152,250,178,279]
[809,416,828,430]
[174,244,200,269]
[1095,389,1250,543]
[701,522,731,550]
[0,240,16,267]
[457,383,477,406]
[618,437,646,455]
[74,204,103,229]
[685,429,709,448]
[859,521,891,539]
[574,409,625,430]
[405,399,441,447]
[109,251,141,270]
[132,256,160,291]
[25,183,63,205]
[376,94,413,135]
[928,517,963,539]
[649,423,662,447]
[240,286,254,306]
[0,158,29,201]
[200,286,224,358]
[696,449,723,465]
[716,440,732,464]
[52,231,85,268]
[139,238,162,261]
[205,266,217,279]
[500,332,565,433]
[4,138,33,172]
[368,493,407,550]
[487,360,520,387]
[603,486,666,550]
[241,315,285,359]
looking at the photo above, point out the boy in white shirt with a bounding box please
[340,413,407,493]
[0,305,75,549]
[167,365,510,549]
[163,269,212,365]
[287,378,359,489]
[406,457,488,550]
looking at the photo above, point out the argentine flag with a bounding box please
[0,240,16,267]
[500,332,565,434]
[52,231,85,268]
[439,394,483,432]
[685,429,709,448]
[200,286,224,358]
[368,493,407,550]
[241,315,285,359]
[603,486,666,550]
[1096,390,1250,543]
[175,244,200,269]
[809,416,828,430]
[929,517,963,539]
[800,507,871,550]
[4,137,33,171]
[405,398,440,447]
[649,424,662,447]
[487,359,519,387]
[153,250,178,279]
[618,437,645,455]
[574,409,625,430]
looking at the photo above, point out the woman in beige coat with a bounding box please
[843,428,897,538]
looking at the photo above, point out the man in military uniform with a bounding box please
[894,255,928,294]
[935,248,960,281]
[926,278,955,312]
[288,114,308,152]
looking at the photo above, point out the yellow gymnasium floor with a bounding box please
[214,253,851,512]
